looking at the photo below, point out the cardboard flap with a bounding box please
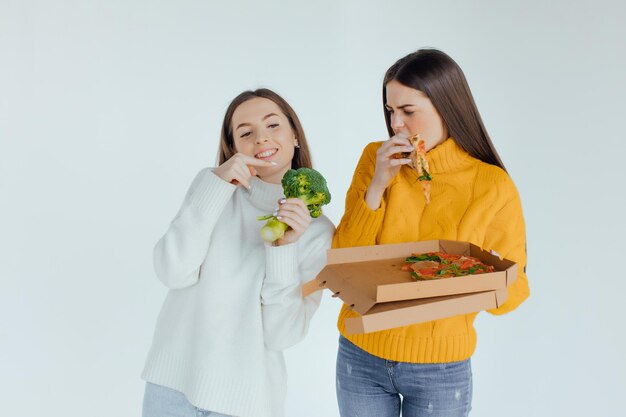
[326,240,441,265]
[438,240,471,256]
[344,290,503,335]
[316,266,378,314]
[505,264,519,286]
[494,288,509,307]
[375,271,506,302]
[302,279,323,298]
[470,244,516,273]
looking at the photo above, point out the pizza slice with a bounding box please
[391,133,432,204]
[409,134,431,204]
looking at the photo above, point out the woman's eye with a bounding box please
[268,123,279,129]
[240,131,251,138]
[403,111,414,116]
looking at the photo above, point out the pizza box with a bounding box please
[303,240,517,315]
[300,240,518,335]
[343,289,508,335]
[307,240,517,316]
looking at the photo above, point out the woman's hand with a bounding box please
[214,153,276,189]
[274,198,312,246]
[365,133,413,209]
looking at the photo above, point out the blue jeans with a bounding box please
[336,335,472,417]
[142,382,232,417]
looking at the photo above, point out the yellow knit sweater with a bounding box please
[334,138,530,363]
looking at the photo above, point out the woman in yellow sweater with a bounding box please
[334,49,530,417]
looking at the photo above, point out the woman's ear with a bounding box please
[293,137,300,148]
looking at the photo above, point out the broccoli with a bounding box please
[257,167,331,242]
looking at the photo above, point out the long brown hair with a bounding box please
[217,88,312,169]
[383,49,506,171]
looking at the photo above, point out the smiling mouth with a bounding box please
[255,148,278,159]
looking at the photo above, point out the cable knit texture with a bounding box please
[334,138,529,363]
[142,169,335,417]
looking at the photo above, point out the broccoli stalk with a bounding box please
[257,167,331,242]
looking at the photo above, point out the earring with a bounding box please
[294,138,300,148]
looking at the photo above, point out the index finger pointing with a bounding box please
[238,154,278,167]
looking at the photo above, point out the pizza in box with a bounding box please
[401,252,495,281]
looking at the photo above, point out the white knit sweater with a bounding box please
[142,168,334,417]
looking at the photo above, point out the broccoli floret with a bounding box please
[281,168,331,216]
[258,168,332,242]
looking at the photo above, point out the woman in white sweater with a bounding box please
[142,89,335,417]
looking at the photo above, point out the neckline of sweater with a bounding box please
[246,176,284,211]
[426,137,475,174]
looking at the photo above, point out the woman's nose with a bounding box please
[391,113,404,131]
[255,134,270,144]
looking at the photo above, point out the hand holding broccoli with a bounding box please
[257,168,331,243]
[261,198,311,245]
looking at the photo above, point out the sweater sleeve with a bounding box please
[260,220,334,351]
[153,168,237,289]
[483,179,530,315]
[333,142,386,249]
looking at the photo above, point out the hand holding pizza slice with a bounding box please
[391,133,432,204]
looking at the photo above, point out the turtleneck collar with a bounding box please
[427,137,474,174]
[246,176,284,211]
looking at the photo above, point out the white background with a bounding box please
[2,1,625,416]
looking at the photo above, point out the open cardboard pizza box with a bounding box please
[302,240,518,335]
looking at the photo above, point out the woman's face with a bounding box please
[231,97,296,184]
[385,80,448,151]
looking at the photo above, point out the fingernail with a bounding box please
[273,210,279,216]
[279,198,286,204]
[276,215,282,220]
